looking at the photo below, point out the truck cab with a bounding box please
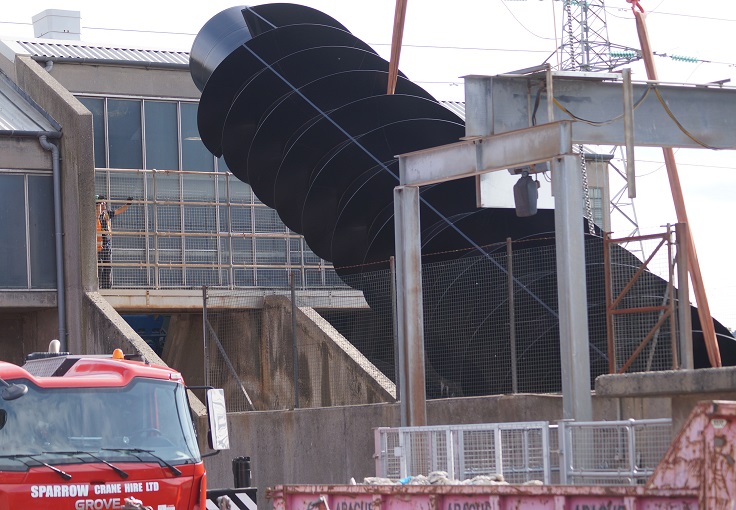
[0,349,228,510]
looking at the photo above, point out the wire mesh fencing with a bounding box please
[604,226,683,373]
[203,288,265,413]
[375,418,672,486]
[95,168,342,290]
[374,422,552,484]
[199,230,696,412]
[558,418,673,485]
[202,280,396,412]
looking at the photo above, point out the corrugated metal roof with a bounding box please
[12,40,190,67]
[0,71,59,133]
[440,100,465,121]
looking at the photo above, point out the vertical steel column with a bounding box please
[446,429,456,479]
[621,68,636,198]
[558,420,569,485]
[493,425,503,477]
[143,171,151,288]
[506,238,518,394]
[667,224,679,370]
[291,272,299,409]
[394,185,427,427]
[552,155,593,421]
[390,256,400,402]
[153,171,160,288]
[675,223,693,369]
[202,285,209,387]
[374,428,386,477]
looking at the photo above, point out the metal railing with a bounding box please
[95,167,343,290]
[558,418,673,485]
[375,418,672,486]
[374,422,552,484]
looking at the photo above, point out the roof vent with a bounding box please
[32,9,81,41]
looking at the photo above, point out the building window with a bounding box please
[145,101,178,170]
[108,99,143,169]
[78,97,105,168]
[589,187,603,229]
[0,173,55,289]
[181,103,213,171]
[28,175,57,288]
[81,95,343,290]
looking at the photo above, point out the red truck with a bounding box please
[0,347,229,510]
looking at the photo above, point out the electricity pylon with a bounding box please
[556,0,643,250]
[558,0,639,72]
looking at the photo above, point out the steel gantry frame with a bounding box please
[394,71,736,424]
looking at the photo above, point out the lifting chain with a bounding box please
[565,0,575,68]
[579,145,596,235]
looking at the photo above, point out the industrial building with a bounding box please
[2,6,736,502]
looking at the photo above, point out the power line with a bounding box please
[0,20,197,37]
[605,5,736,23]
[497,0,558,41]
[0,19,554,55]
[83,25,196,37]
[4,10,734,67]
[370,42,552,53]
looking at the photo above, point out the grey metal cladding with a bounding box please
[0,71,59,133]
[14,40,190,66]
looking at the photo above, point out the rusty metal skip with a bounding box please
[269,400,736,510]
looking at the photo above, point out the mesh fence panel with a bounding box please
[316,268,397,397]
[375,423,551,483]
[376,419,670,486]
[407,431,449,477]
[96,168,340,290]
[459,429,499,479]
[561,419,672,485]
[606,230,680,373]
[199,230,693,411]
[204,289,264,413]
[499,427,548,483]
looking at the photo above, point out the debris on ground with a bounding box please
[362,471,520,486]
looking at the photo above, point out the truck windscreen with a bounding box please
[0,378,201,472]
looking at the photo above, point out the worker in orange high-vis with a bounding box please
[96,195,132,289]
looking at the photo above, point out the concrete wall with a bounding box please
[49,63,199,98]
[0,136,51,170]
[156,294,677,510]
[12,55,96,354]
[0,103,59,351]
[202,392,671,510]
[262,296,394,408]
[0,310,59,365]
[163,297,395,412]
[163,313,207,388]
[83,291,164,358]
[597,367,736,433]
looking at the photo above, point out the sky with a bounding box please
[1,0,734,328]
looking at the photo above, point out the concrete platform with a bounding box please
[596,367,736,432]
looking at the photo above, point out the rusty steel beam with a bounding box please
[633,9,721,367]
[618,309,674,374]
[610,305,670,316]
[387,0,408,95]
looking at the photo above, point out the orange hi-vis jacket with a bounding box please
[97,212,111,253]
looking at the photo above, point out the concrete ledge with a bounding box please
[596,367,736,398]
[103,288,367,312]
[0,290,56,309]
